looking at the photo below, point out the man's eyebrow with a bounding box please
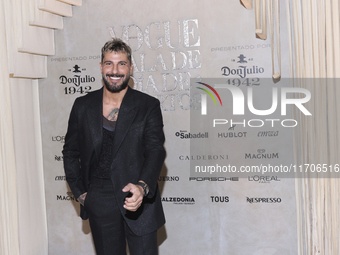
[103,60,128,63]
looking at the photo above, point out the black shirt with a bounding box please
[91,117,116,179]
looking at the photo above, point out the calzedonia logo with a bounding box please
[195,78,312,128]
[161,197,195,205]
[175,130,208,139]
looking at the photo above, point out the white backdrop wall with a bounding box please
[39,1,298,254]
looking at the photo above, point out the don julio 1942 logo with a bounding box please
[59,64,96,95]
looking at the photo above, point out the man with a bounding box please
[62,38,166,255]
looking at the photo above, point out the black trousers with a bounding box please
[84,177,158,255]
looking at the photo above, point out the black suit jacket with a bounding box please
[62,86,166,236]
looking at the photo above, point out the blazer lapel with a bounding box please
[86,88,103,161]
[112,87,138,158]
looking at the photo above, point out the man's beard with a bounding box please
[102,73,129,93]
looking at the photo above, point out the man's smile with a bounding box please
[106,74,124,81]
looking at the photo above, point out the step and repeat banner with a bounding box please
[39,1,298,254]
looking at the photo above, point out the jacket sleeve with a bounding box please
[139,99,166,198]
[62,98,86,200]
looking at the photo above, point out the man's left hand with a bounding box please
[122,183,144,211]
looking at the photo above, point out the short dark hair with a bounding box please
[101,38,132,64]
